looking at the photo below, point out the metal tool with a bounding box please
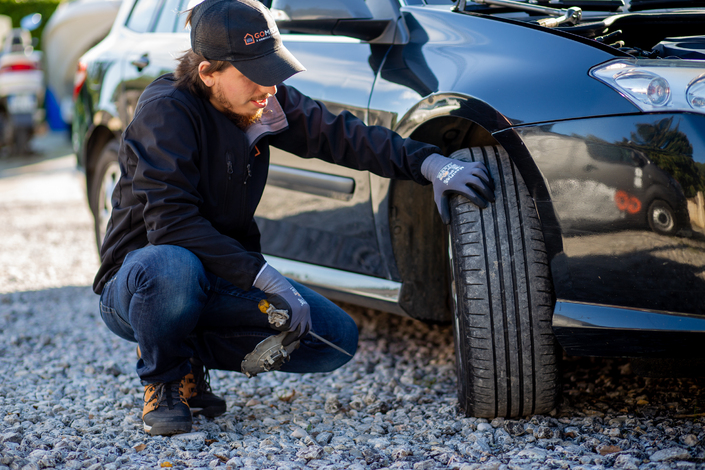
[257,299,353,357]
[309,331,353,357]
[241,299,353,378]
[241,331,299,378]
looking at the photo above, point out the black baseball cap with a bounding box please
[189,0,306,86]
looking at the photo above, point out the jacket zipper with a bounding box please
[239,143,250,223]
[244,163,251,185]
[225,153,233,214]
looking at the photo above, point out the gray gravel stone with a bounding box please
[315,431,333,445]
[650,447,691,461]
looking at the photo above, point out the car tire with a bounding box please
[647,199,676,235]
[90,140,121,251]
[447,145,559,418]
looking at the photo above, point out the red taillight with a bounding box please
[0,63,37,73]
[73,61,88,100]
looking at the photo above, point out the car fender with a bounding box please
[399,90,561,253]
[379,91,562,320]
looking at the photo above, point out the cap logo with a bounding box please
[243,27,277,45]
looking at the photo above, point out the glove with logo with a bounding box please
[253,264,312,344]
[421,152,495,224]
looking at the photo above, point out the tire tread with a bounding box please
[449,145,559,418]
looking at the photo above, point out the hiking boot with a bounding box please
[142,376,192,436]
[135,346,225,418]
[186,358,227,418]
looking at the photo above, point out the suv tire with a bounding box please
[90,140,121,251]
[447,145,559,418]
[647,199,676,235]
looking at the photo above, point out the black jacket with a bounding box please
[94,74,440,294]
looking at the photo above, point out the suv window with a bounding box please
[154,0,187,32]
[126,0,189,33]
[126,0,162,32]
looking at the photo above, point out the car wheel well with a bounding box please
[409,115,499,156]
[387,116,499,322]
[86,125,119,209]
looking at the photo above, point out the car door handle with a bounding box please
[131,54,150,71]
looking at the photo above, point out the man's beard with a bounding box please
[212,87,264,130]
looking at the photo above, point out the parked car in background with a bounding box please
[0,14,44,154]
[74,0,705,418]
[42,0,122,129]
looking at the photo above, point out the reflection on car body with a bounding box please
[74,0,705,418]
[524,121,692,236]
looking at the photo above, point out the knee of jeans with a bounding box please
[321,316,359,372]
[339,316,359,356]
[127,245,208,313]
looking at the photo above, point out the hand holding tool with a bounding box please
[240,298,352,378]
[252,264,311,342]
[258,299,353,357]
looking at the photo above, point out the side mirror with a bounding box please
[271,0,390,41]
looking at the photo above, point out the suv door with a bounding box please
[88,0,190,248]
[255,0,400,280]
[120,0,190,125]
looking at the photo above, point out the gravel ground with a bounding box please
[1,133,704,470]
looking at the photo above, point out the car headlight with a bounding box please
[590,59,705,113]
[687,75,705,109]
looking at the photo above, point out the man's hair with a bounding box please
[174,49,230,98]
[173,9,230,98]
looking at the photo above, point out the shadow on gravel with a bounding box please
[345,303,705,420]
[559,355,705,419]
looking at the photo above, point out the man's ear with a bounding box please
[198,61,215,88]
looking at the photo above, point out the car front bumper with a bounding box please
[496,112,705,357]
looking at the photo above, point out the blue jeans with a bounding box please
[99,245,358,384]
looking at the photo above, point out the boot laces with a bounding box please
[192,363,214,395]
[147,381,185,410]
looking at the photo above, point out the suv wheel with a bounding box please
[647,199,676,235]
[447,146,559,418]
[90,140,120,250]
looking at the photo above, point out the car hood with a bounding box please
[629,0,705,11]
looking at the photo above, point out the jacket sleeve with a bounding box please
[124,96,265,289]
[270,85,439,185]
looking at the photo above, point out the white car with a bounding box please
[42,0,122,126]
[0,27,44,99]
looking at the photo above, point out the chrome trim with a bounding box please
[264,255,407,315]
[553,300,705,331]
[267,164,355,200]
[552,300,705,357]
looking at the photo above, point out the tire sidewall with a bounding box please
[90,140,121,251]
[647,199,676,235]
[447,146,559,418]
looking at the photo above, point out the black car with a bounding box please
[73,0,705,418]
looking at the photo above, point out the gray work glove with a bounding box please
[421,153,495,225]
[253,264,312,343]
